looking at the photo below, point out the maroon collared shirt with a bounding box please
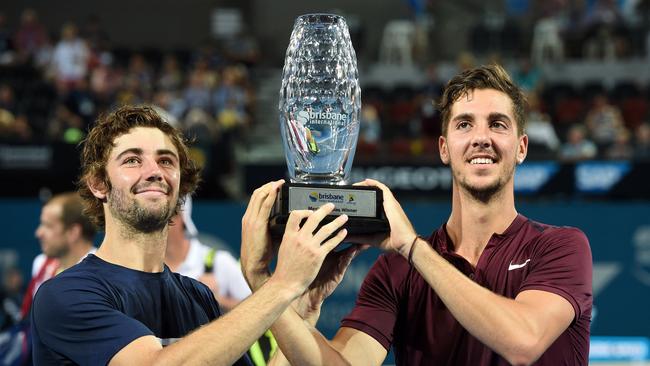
[341,214,592,365]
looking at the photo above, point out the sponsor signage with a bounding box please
[288,186,376,217]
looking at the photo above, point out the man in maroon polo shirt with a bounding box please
[241,64,592,365]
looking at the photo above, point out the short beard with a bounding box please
[459,178,503,204]
[108,187,175,234]
[452,160,515,204]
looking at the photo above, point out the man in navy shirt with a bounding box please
[241,65,592,365]
[32,105,349,365]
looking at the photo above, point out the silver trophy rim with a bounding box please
[295,13,345,24]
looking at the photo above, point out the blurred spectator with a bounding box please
[13,8,48,63]
[184,71,213,112]
[634,122,650,160]
[157,54,184,91]
[217,99,247,133]
[11,114,34,142]
[585,93,625,147]
[0,108,15,140]
[49,23,90,93]
[212,65,248,116]
[559,124,598,161]
[582,0,628,59]
[152,90,185,125]
[115,74,146,105]
[165,197,251,311]
[0,112,34,143]
[125,53,153,95]
[0,12,15,65]
[513,58,542,93]
[525,92,560,157]
[81,14,110,58]
[90,56,122,103]
[63,78,97,127]
[0,84,16,113]
[224,30,260,67]
[0,267,23,331]
[605,127,634,159]
[530,11,565,65]
[184,107,216,142]
[456,51,476,71]
[25,192,97,318]
[358,104,382,155]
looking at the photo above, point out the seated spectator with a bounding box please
[0,267,23,331]
[13,8,48,63]
[531,13,565,65]
[184,70,212,112]
[49,23,90,93]
[0,84,16,113]
[559,124,598,161]
[605,127,634,159]
[585,93,624,147]
[360,104,382,146]
[0,12,14,65]
[634,122,650,160]
[581,0,628,59]
[525,91,560,157]
[212,65,248,116]
[513,58,541,93]
[157,54,184,92]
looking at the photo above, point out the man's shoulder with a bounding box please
[35,258,105,298]
[519,218,591,256]
[523,219,589,243]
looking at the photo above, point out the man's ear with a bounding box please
[87,176,108,201]
[439,135,450,165]
[65,223,82,243]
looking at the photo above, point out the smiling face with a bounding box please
[439,88,528,202]
[98,127,181,233]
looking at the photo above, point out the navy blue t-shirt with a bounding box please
[31,254,252,366]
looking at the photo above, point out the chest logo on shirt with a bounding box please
[508,259,531,271]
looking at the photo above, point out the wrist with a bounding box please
[399,235,420,260]
[265,275,303,302]
[244,268,271,291]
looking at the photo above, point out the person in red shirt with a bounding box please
[23,192,97,318]
[241,64,592,365]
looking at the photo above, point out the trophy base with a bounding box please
[269,182,389,238]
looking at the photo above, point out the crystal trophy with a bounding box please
[270,14,388,236]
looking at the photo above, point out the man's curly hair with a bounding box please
[77,105,201,229]
[438,64,527,137]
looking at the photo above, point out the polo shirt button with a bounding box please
[469,273,475,280]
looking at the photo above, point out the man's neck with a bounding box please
[446,184,518,266]
[58,241,94,272]
[96,216,168,272]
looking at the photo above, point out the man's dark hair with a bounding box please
[48,192,97,241]
[77,105,201,229]
[438,64,527,136]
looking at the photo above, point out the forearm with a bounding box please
[215,295,241,312]
[158,278,296,365]
[270,307,350,366]
[412,240,547,363]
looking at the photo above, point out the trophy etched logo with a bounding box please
[270,14,388,236]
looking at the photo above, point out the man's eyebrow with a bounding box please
[157,149,179,160]
[452,113,474,122]
[115,148,143,161]
[488,112,513,123]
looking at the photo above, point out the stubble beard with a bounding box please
[452,159,515,204]
[108,186,176,234]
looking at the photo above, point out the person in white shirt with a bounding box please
[165,196,250,310]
